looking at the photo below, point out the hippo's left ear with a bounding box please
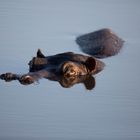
[37,49,45,58]
[85,57,96,72]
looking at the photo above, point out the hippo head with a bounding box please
[60,57,97,77]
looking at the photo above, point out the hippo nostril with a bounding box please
[19,75,34,85]
[0,73,17,81]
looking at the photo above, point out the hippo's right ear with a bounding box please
[85,57,96,72]
[37,49,45,58]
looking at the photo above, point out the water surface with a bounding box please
[0,0,140,139]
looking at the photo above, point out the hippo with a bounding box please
[0,28,124,89]
[0,50,104,89]
[76,28,124,58]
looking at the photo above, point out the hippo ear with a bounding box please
[85,57,96,72]
[83,75,96,90]
[37,49,45,58]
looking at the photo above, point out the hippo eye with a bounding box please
[63,67,76,77]
[70,69,76,75]
[63,66,69,73]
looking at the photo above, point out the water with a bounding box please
[0,0,140,139]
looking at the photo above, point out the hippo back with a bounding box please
[76,28,124,58]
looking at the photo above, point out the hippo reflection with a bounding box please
[0,28,124,90]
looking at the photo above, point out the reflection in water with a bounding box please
[52,75,95,90]
[0,72,96,90]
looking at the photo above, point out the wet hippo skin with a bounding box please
[0,50,104,90]
[0,28,124,89]
[76,28,124,58]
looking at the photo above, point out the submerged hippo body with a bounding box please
[0,28,124,89]
[76,28,124,58]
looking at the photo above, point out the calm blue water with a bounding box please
[0,0,140,139]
